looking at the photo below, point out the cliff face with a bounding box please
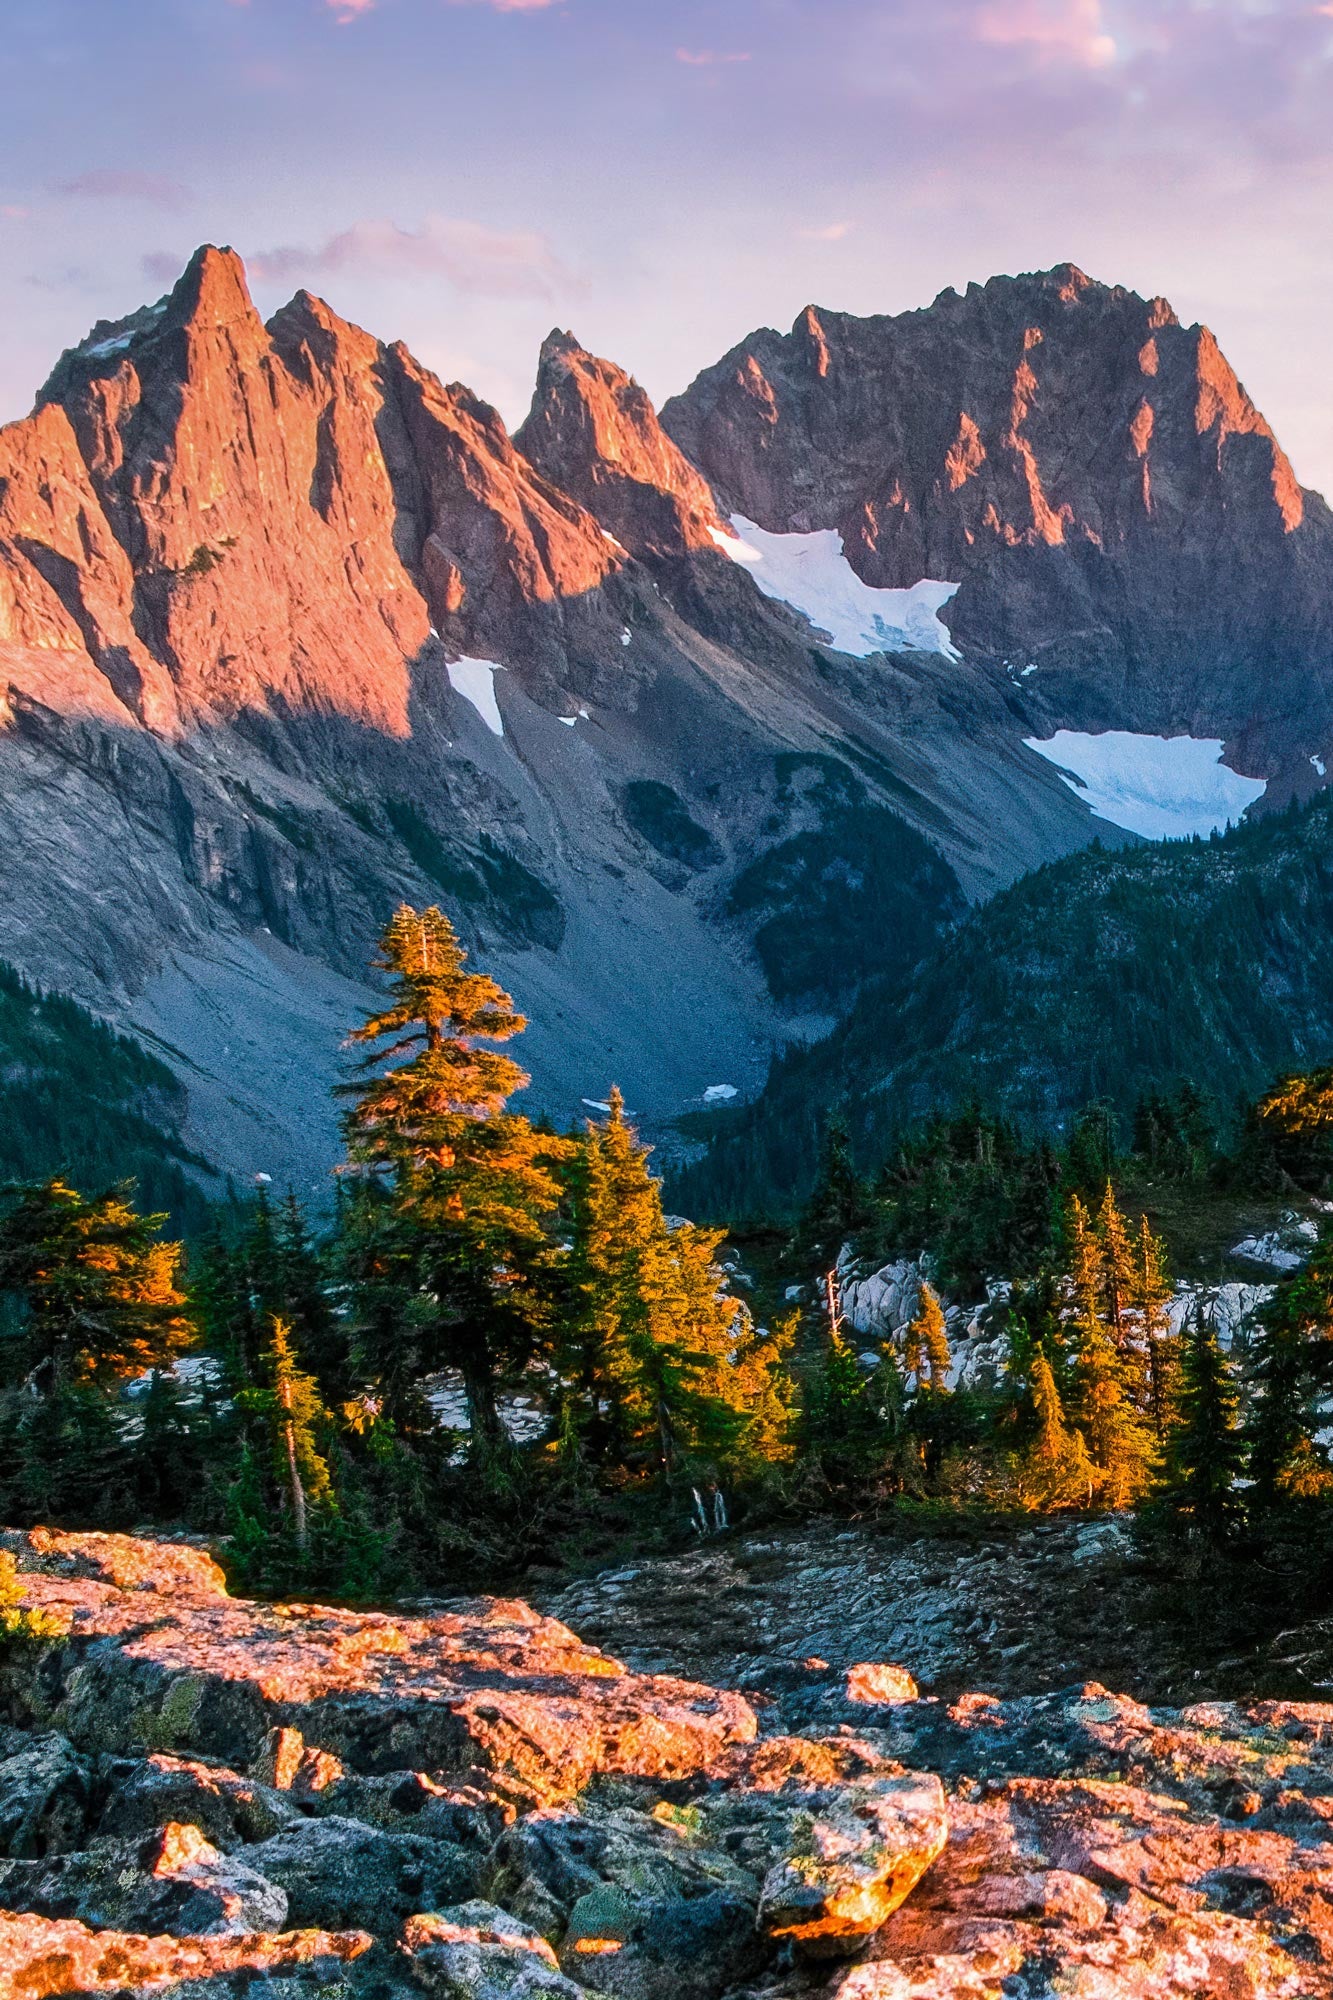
[0,249,1326,1191]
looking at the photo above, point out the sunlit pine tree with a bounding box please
[0,1179,194,1390]
[905,1281,952,1392]
[565,1092,790,1477]
[1129,1214,1178,1435]
[237,1316,333,1550]
[1096,1182,1134,1342]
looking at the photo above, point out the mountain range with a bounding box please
[1,246,1330,1200]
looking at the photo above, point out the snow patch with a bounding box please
[703,1084,738,1103]
[582,1098,612,1113]
[620,627,632,648]
[559,715,577,727]
[708,515,960,660]
[446,657,506,737]
[85,333,134,359]
[1024,730,1267,839]
[1313,755,1327,778]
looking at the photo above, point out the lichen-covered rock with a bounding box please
[0,1908,385,1997]
[246,1813,479,1933]
[1,1527,229,1599]
[95,1750,301,1850]
[488,1803,762,2000]
[0,1819,289,1936]
[320,1768,509,1850]
[743,1768,946,1959]
[0,1730,92,1858]
[4,1531,755,1804]
[849,1767,1333,1997]
[845,1665,918,1705]
[404,1901,588,2000]
[697,1731,948,1957]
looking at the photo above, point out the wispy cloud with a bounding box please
[676,47,752,66]
[242,215,568,298]
[54,169,193,210]
[975,0,1116,68]
[799,220,853,241]
[445,0,562,11]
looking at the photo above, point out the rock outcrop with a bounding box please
[5,1527,1333,1995]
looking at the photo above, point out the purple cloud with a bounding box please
[243,215,569,299]
[54,169,193,210]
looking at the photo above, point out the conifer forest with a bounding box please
[5,896,1333,1689]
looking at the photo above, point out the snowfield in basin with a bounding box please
[708,516,960,659]
[1024,730,1267,839]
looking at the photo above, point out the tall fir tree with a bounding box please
[1096,1183,1133,1340]
[1062,1194,1155,1505]
[237,1317,333,1550]
[1246,1243,1333,1504]
[1163,1300,1246,1545]
[341,906,572,1463]
[1015,1351,1094,1509]
[1129,1214,1178,1435]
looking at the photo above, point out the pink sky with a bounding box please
[3,0,1331,495]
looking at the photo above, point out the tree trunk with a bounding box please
[459,1334,506,1465]
[279,1379,307,1549]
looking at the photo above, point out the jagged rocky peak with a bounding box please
[660,262,1310,552]
[515,328,722,558]
[660,262,1333,756]
[5,244,651,736]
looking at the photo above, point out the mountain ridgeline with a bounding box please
[676,792,1333,1218]
[1,248,1332,1194]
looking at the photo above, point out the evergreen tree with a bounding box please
[793,1112,865,1268]
[1129,1214,1178,1435]
[1064,1193,1104,1345]
[564,1094,791,1478]
[1246,1244,1333,1504]
[803,1326,899,1486]
[1015,1351,1093,1509]
[1062,1194,1155,1505]
[341,906,572,1463]
[905,1281,952,1391]
[1163,1301,1245,1545]
[237,1317,333,1549]
[0,1179,194,1390]
[1095,1183,1133,1339]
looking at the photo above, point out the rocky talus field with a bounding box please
[2,1529,1333,1996]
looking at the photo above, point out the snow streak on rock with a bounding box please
[708,518,960,660]
[1024,730,1267,839]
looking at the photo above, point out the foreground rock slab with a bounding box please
[12,1527,1333,1996]
[2,1529,755,1804]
